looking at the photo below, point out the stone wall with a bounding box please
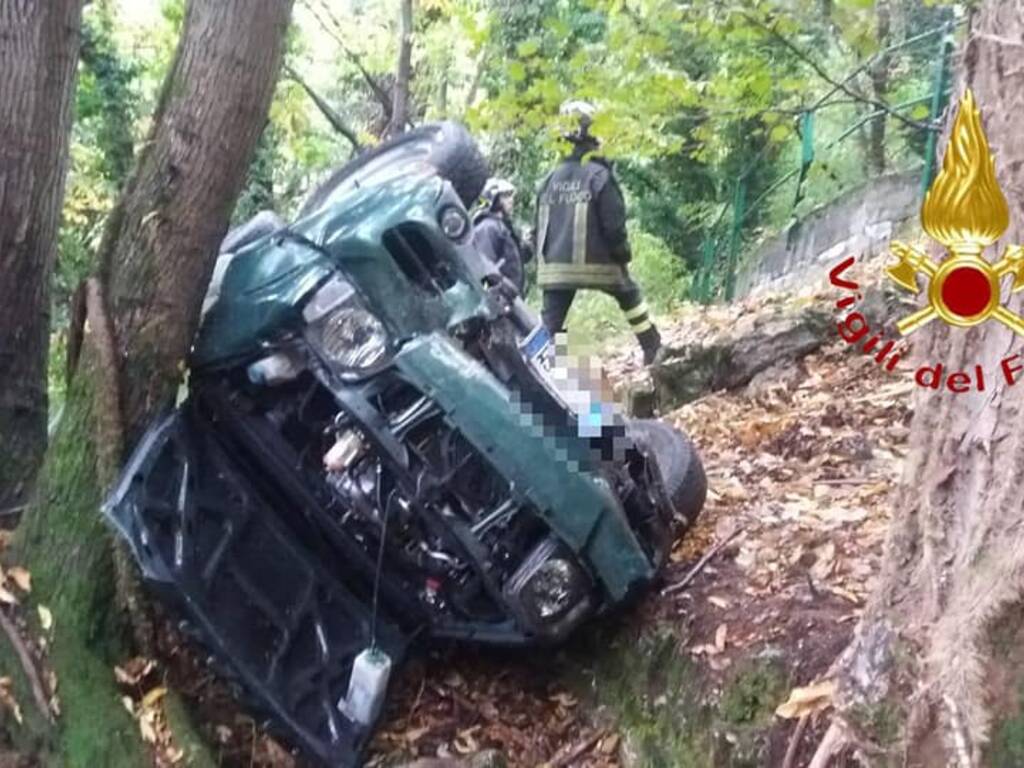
[734,169,921,299]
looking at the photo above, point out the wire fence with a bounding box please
[691,18,961,304]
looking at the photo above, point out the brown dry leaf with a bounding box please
[165,746,185,764]
[0,584,18,606]
[7,566,30,593]
[549,691,577,708]
[600,733,620,755]
[0,677,23,725]
[810,542,837,581]
[775,680,836,719]
[402,724,430,745]
[714,623,728,653]
[707,595,730,609]
[139,710,158,743]
[142,686,168,709]
[114,657,156,687]
[453,726,480,754]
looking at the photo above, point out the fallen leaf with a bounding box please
[453,726,480,754]
[707,595,730,609]
[7,567,30,593]
[0,677,22,725]
[775,680,836,719]
[714,623,728,652]
[600,733,620,754]
[139,710,158,743]
[142,686,167,709]
[37,605,52,632]
[0,585,18,605]
[549,691,578,708]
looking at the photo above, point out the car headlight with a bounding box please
[303,274,391,373]
[439,205,469,241]
[523,558,578,619]
[504,538,593,639]
[321,307,388,369]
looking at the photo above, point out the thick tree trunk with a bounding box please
[98,0,294,442]
[388,0,414,137]
[824,4,1024,766]
[0,0,84,515]
[11,1,292,764]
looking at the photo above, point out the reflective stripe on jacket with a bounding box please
[535,150,631,290]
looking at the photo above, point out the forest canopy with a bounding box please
[59,0,958,351]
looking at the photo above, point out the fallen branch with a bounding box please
[662,527,744,596]
[0,607,53,724]
[782,714,810,768]
[808,721,847,768]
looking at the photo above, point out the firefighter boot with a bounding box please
[637,326,663,367]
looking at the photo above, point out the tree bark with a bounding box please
[96,0,294,444]
[388,0,414,138]
[11,1,293,764]
[0,0,84,515]
[825,3,1024,765]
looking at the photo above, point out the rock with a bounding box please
[468,750,507,768]
[715,306,830,390]
[651,345,727,412]
[623,376,657,418]
[650,305,830,412]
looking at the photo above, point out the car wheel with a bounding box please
[629,419,707,533]
[298,121,490,217]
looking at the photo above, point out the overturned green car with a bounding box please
[103,123,706,766]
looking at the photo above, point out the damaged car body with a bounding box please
[103,123,706,766]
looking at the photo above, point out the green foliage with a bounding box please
[719,658,788,727]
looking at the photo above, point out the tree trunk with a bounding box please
[823,3,1024,766]
[11,1,292,764]
[867,0,891,177]
[388,0,414,137]
[0,0,84,515]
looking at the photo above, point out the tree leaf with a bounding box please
[775,680,836,719]
[7,567,30,593]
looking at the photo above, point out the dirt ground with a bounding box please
[0,296,912,768]
[360,324,912,767]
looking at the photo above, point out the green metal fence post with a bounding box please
[724,179,746,302]
[921,21,954,197]
[793,110,816,208]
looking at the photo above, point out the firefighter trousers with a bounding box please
[540,275,661,362]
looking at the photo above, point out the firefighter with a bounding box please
[534,100,663,365]
[472,177,532,294]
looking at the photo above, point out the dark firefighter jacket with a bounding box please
[534,146,631,290]
[471,210,532,293]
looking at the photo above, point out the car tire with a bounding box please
[629,419,707,532]
[298,121,490,217]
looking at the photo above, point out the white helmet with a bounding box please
[481,177,516,208]
[559,99,597,140]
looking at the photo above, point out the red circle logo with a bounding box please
[941,266,992,318]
